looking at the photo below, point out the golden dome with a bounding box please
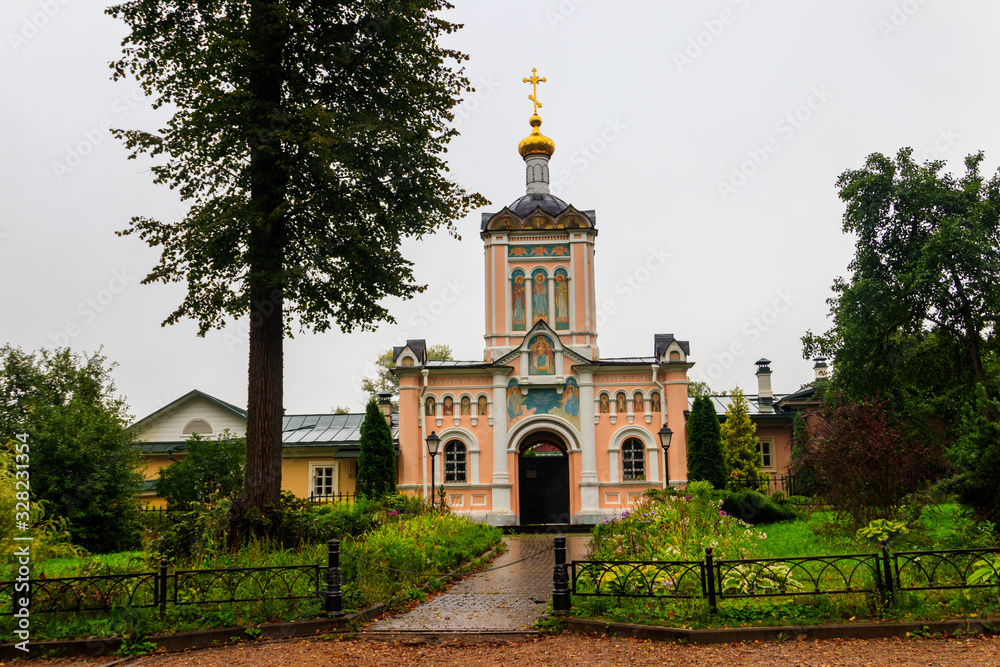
[518,114,555,158]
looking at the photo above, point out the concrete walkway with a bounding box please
[365,534,590,633]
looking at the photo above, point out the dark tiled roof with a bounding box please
[654,334,691,358]
[689,395,793,418]
[597,357,660,365]
[424,360,493,369]
[281,413,399,446]
[507,193,570,217]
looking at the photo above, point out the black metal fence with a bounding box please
[307,492,358,504]
[726,472,798,495]
[567,543,1000,614]
[0,541,345,618]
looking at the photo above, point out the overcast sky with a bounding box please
[3,0,999,420]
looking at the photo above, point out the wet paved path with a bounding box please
[366,534,590,633]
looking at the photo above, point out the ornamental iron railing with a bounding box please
[564,541,1000,614]
[0,540,345,618]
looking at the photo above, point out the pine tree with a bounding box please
[356,399,396,499]
[687,395,727,489]
[721,387,760,490]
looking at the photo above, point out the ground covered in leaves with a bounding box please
[10,633,1000,666]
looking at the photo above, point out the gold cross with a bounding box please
[523,68,547,115]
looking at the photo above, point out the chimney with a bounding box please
[755,358,773,406]
[813,357,829,382]
[377,391,393,424]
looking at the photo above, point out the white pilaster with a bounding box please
[577,370,599,512]
[490,371,512,516]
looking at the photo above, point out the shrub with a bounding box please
[716,489,799,525]
[156,430,244,508]
[798,394,942,527]
[356,399,396,499]
[687,395,727,489]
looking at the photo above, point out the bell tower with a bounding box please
[480,70,599,364]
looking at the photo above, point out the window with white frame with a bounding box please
[444,440,467,483]
[622,438,646,481]
[310,461,339,498]
[757,438,776,471]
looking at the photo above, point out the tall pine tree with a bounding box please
[721,387,760,489]
[356,399,396,499]
[686,395,726,489]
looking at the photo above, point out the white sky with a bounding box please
[3,0,999,420]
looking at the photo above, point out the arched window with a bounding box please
[182,418,212,435]
[615,392,627,414]
[444,440,467,483]
[599,393,610,414]
[633,392,644,413]
[650,392,661,412]
[622,438,646,481]
[424,396,436,417]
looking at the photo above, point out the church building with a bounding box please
[392,71,692,525]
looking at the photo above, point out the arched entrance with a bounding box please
[517,431,570,525]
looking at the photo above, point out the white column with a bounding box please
[577,370,599,515]
[490,371,512,519]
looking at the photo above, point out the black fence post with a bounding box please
[880,538,895,604]
[552,536,570,616]
[325,538,344,617]
[705,547,718,614]
[159,558,168,615]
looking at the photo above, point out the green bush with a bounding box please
[716,489,800,525]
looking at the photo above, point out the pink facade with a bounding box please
[392,108,693,525]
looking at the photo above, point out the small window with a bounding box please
[650,392,661,412]
[632,393,644,413]
[622,438,645,481]
[758,439,774,469]
[444,440,467,483]
[599,394,610,414]
[670,350,681,361]
[615,392,627,414]
[424,396,436,416]
[182,418,212,435]
[310,462,339,499]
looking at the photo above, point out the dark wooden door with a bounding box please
[518,453,570,525]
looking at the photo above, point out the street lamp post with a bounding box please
[425,431,441,508]
[658,423,673,488]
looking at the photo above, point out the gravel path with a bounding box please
[16,633,1000,666]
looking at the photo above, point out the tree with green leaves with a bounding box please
[686,395,726,490]
[361,344,453,408]
[802,148,1000,518]
[157,430,245,508]
[107,1,486,515]
[0,346,143,553]
[356,398,396,499]
[721,387,760,490]
[789,411,820,497]
[687,380,715,397]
